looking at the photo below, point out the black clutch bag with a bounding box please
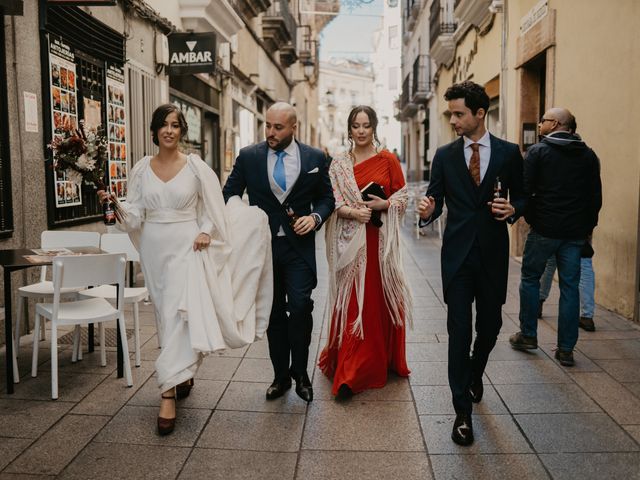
[361,181,387,228]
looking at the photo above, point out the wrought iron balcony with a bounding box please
[411,54,430,103]
[429,0,457,67]
[397,74,418,120]
[263,0,298,66]
[235,0,271,20]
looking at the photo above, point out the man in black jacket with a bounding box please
[418,81,525,446]
[510,108,602,367]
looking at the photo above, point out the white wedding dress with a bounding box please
[118,154,272,391]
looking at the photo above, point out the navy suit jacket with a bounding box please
[423,134,525,304]
[222,140,335,276]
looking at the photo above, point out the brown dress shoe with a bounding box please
[579,317,595,332]
[158,391,176,436]
[176,378,194,400]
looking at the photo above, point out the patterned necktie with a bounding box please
[273,150,287,191]
[468,143,481,186]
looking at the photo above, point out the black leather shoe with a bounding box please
[579,316,595,332]
[336,383,353,402]
[290,370,313,403]
[451,413,474,446]
[265,378,292,400]
[509,331,538,350]
[469,380,483,403]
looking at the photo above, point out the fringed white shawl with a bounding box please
[324,152,412,347]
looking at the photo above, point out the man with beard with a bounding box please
[418,81,526,446]
[223,102,334,403]
[510,108,602,367]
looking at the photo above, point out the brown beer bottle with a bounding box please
[492,176,502,217]
[103,189,116,225]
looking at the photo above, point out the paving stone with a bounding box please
[296,451,432,479]
[5,414,109,475]
[538,343,602,372]
[495,383,601,414]
[408,361,449,385]
[413,384,507,415]
[302,400,424,451]
[232,358,274,383]
[195,356,241,381]
[626,382,640,398]
[209,344,249,358]
[413,296,444,307]
[405,333,440,343]
[71,360,155,415]
[2,371,108,402]
[57,442,190,479]
[489,342,548,361]
[94,405,210,447]
[420,414,531,454]
[407,319,448,334]
[576,339,640,359]
[179,449,297,480]
[0,438,32,470]
[0,474,55,479]
[412,307,448,321]
[312,371,413,402]
[624,425,640,444]
[128,376,226,410]
[571,372,640,424]
[0,400,73,438]
[515,413,639,453]
[539,452,640,480]
[197,410,304,452]
[485,359,571,384]
[406,342,449,362]
[244,339,269,359]
[430,454,549,480]
[594,359,640,382]
[217,381,307,413]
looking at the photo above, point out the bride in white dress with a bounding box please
[99,104,272,435]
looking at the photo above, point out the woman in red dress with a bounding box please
[319,106,412,398]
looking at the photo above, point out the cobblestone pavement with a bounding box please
[1,225,640,479]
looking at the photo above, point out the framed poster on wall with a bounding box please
[48,35,81,207]
[106,63,128,200]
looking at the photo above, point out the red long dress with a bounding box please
[319,151,410,395]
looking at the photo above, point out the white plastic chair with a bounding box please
[77,233,156,366]
[31,253,133,399]
[15,231,100,356]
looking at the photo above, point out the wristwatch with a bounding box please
[310,213,322,230]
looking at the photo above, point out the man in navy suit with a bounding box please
[418,81,525,446]
[223,102,335,403]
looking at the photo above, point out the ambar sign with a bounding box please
[168,32,216,75]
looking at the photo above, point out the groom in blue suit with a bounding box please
[419,82,525,446]
[223,102,335,402]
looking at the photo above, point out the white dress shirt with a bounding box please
[463,130,491,182]
[267,140,301,236]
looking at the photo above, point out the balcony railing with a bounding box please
[411,54,430,102]
[234,0,271,20]
[429,0,457,47]
[263,0,298,66]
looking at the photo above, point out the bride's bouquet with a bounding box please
[50,121,126,218]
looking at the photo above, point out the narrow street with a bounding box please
[1,224,639,479]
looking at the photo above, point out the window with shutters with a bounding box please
[128,65,158,166]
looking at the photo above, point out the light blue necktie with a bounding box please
[273,150,287,191]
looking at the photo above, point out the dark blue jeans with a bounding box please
[519,231,584,351]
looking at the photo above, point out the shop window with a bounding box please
[43,6,126,227]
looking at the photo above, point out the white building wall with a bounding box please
[318,60,375,156]
[371,0,402,153]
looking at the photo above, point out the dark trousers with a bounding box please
[445,241,503,415]
[268,236,316,381]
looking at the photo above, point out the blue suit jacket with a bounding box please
[423,134,525,304]
[222,140,335,276]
